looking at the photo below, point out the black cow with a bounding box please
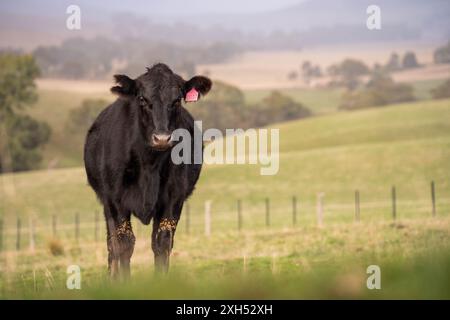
[84,63,211,277]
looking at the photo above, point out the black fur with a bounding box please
[84,63,211,276]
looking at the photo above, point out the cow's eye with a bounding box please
[139,96,147,105]
[139,96,152,110]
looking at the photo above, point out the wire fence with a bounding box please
[0,180,447,254]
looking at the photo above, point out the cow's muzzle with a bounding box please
[151,132,172,150]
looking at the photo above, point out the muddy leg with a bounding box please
[151,217,177,273]
[106,217,135,279]
[117,219,135,279]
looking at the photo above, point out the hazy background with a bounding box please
[0,0,450,299]
[1,0,449,48]
[1,0,449,90]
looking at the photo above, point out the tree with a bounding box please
[301,61,322,83]
[250,91,312,127]
[0,53,40,116]
[339,59,370,78]
[287,70,298,81]
[339,72,415,110]
[330,59,370,90]
[326,64,340,85]
[311,65,322,77]
[431,79,450,99]
[385,52,401,71]
[60,60,88,79]
[433,41,450,64]
[402,51,419,69]
[0,53,51,172]
[2,115,51,172]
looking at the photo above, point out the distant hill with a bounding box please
[221,0,450,33]
[1,0,449,50]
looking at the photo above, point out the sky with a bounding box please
[141,0,304,14]
[0,0,305,16]
[0,0,448,50]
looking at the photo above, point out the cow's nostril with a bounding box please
[152,133,171,145]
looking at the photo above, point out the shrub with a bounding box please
[402,52,420,69]
[249,91,312,127]
[326,59,370,90]
[339,73,415,110]
[433,41,450,64]
[47,238,65,256]
[431,79,450,99]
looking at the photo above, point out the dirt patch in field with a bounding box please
[36,78,111,94]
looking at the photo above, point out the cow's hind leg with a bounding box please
[105,204,135,279]
[151,216,178,273]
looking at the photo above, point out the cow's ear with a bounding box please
[184,76,212,102]
[111,75,137,99]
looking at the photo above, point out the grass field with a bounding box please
[1,96,449,299]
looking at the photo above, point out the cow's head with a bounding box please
[111,63,211,151]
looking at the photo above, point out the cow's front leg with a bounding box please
[107,217,135,280]
[151,217,177,273]
[117,219,135,279]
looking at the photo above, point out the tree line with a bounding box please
[32,37,241,80]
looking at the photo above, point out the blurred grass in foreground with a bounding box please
[1,217,449,299]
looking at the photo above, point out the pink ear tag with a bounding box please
[185,88,199,102]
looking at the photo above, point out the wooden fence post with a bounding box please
[431,181,436,217]
[292,196,297,226]
[29,217,35,251]
[265,197,270,227]
[204,201,211,237]
[185,202,190,235]
[237,199,242,231]
[16,217,21,251]
[355,190,360,222]
[317,193,324,227]
[391,186,397,221]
